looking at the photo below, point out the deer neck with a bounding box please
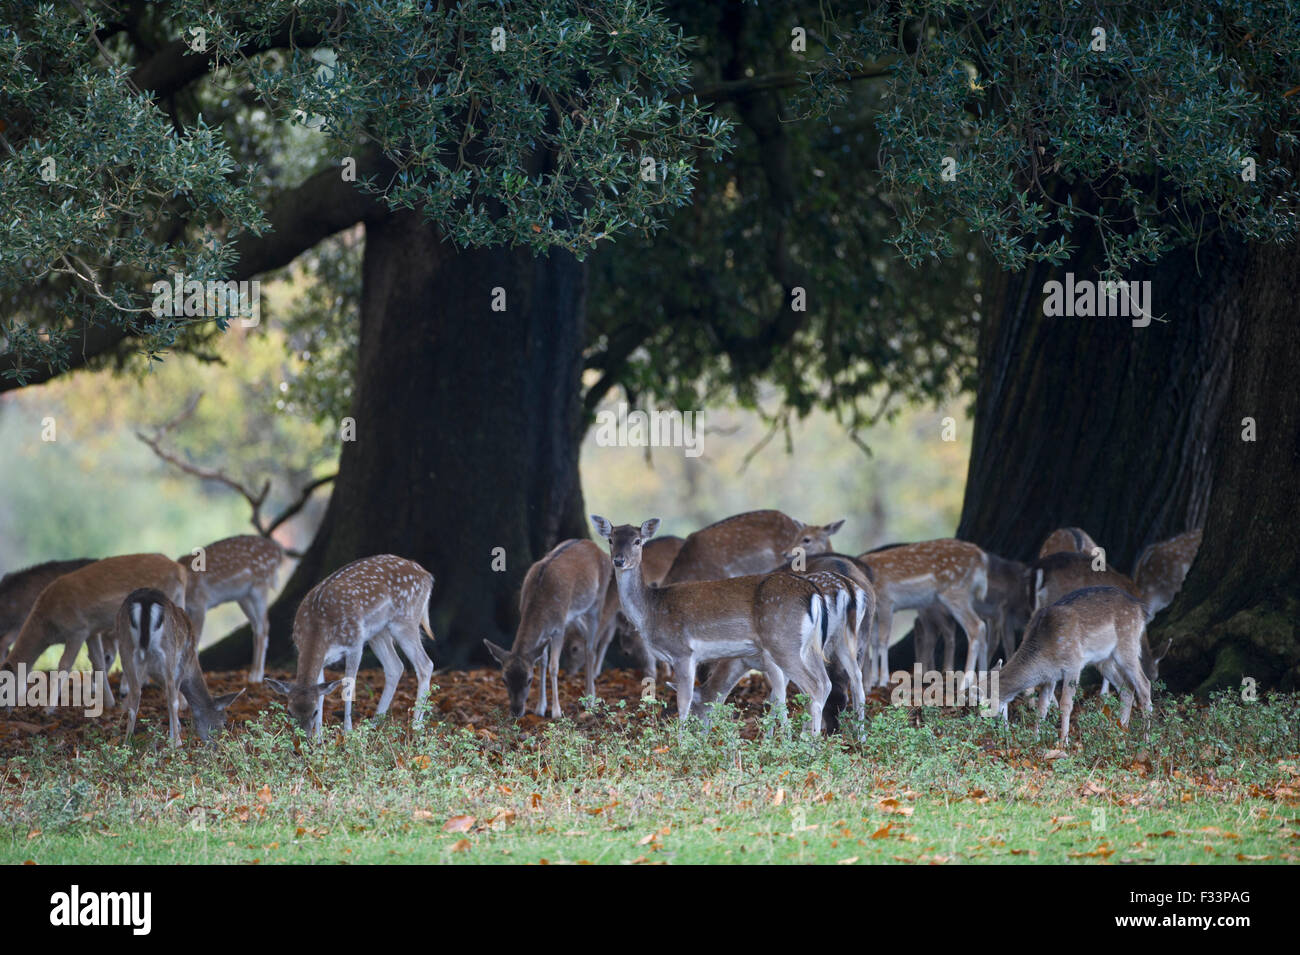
[613,563,654,635]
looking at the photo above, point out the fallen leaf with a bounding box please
[443,814,475,833]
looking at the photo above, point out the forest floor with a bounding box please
[1,667,1298,864]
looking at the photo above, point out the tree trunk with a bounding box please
[956,232,1245,571]
[202,209,589,671]
[1155,237,1300,693]
[889,229,1247,672]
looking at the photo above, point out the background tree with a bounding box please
[822,0,1300,689]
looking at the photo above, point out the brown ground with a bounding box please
[0,666,894,754]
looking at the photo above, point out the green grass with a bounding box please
[4,690,1299,865]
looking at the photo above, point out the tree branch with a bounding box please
[134,392,335,556]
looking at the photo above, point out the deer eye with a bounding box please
[633,539,642,546]
[802,537,811,544]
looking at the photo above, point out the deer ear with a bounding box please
[1155,638,1173,662]
[824,519,845,535]
[317,679,344,696]
[265,678,292,696]
[213,689,245,710]
[483,639,510,666]
[640,518,661,540]
[590,515,612,539]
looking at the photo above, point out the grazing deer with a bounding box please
[267,555,434,736]
[1133,529,1202,617]
[0,558,96,661]
[1037,527,1098,558]
[115,588,243,746]
[857,540,989,688]
[1,554,188,710]
[484,539,612,718]
[661,510,844,584]
[1033,551,1140,611]
[593,516,832,733]
[990,586,1153,743]
[914,553,1033,672]
[177,535,284,683]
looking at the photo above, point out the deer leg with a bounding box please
[998,608,1016,664]
[578,612,600,704]
[757,651,794,733]
[913,612,935,672]
[673,654,698,724]
[871,599,894,688]
[86,632,115,709]
[186,601,208,648]
[940,595,987,690]
[369,631,404,717]
[1058,669,1081,744]
[239,592,270,684]
[120,651,142,744]
[547,632,564,719]
[390,622,435,726]
[694,657,751,723]
[313,665,327,738]
[165,672,182,747]
[1034,681,1055,725]
[341,644,365,732]
[52,635,88,712]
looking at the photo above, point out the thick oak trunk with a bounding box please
[202,209,589,671]
[1155,237,1300,692]
[890,230,1246,672]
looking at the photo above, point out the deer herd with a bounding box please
[0,512,1202,748]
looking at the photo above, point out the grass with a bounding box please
[3,683,1298,865]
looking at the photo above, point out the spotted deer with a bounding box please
[692,564,872,732]
[1,554,188,710]
[115,588,243,746]
[267,555,434,736]
[1033,551,1140,611]
[661,510,844,584]
[484,539,613,718]
[990,586,1154,743]
[914,553,1033,672]
[177,535,284,683]
[1133,529,1202,617]
[857,540,989,688]
[0,558,96,661]
[1037,527,1099,558]
[593,516,832,733]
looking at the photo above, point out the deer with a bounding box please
[115,588,243,746]
[661,509,844,584]
[266,555,434,737]
[857,539,989,689]
[689,564,872,733]
[484,539,613,718]
[1133,528,1202,617]
[1,554,188,711]
[1037,527,1099,558]
[593,516,832,733]
[177,535,284,683]
[913,553,1033,673]
[566,533,684,684]
[988,586,1154,744]
[0,558,96,661]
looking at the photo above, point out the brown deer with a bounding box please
[857,540,989,689]
[1037,527,1099,558]
[115,588,243,746]
[593,516,832,733]
[689,564,872,732]
[661,510,844,584]
[177,535,283,683]
[914,553,1033,672]
[0,558,96,660]
[1,554,188,710]
[267,555,434,736]
[990,586,1153,743]
[484,539,612,718]
[1033,551,1140,610]
[1133,529,1202,617]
